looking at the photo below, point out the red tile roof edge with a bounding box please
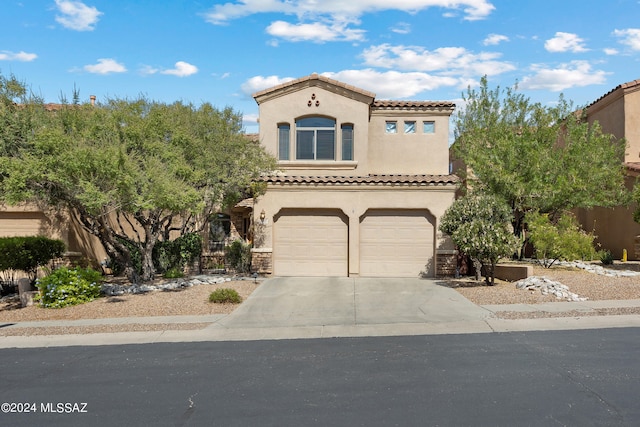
[626,162,640,173]
[252,74,376,99]
[262,174,460,185]
[587,79,640,110]
[372,100,456,109]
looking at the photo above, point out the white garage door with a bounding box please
[360,210,434,277]
[273,210,348,276]
[0,212,49,237]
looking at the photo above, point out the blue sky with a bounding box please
[2,0,639,133]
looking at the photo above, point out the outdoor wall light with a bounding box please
[260,209,266,222]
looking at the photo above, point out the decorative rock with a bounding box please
[515,276,587,302]
[100,274,258,296]
[553,260,640,278]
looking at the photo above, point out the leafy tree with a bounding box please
[0,74,276,282]
[439,194,519,285]
[453,76,628,239]
[633,184,640,224]
[526,211,596,268]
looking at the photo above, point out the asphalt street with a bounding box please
[1,327,639,426]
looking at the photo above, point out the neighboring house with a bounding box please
[249,74,459,277]
[575,78,640,260]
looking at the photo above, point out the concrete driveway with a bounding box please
[219,277,489,329]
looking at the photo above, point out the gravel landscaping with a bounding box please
[450,263,640,305]
[0,276,259,336]
[1,262,639,336]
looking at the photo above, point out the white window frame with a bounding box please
[423,121,435,134]
[295,117,336,160]
[385,121,397,134]
[404,121,416,134]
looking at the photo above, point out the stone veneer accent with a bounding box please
[251,249,273,274]
[436,250,458,277]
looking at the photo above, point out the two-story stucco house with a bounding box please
[249,74,459,277]
[575,78,640,260]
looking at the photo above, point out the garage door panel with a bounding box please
[274,212,348,277]
[0,212,49,237]
[360,210,434,277]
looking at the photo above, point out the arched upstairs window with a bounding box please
[295,116,336,160]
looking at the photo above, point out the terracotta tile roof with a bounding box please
[372,100,456,109]
[626,162,640,173]
[234,198,254,209]
[587,78,640,110]
[252,73,376,100]
[263,174,460,185]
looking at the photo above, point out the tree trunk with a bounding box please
[140,244,156,282]
[473,258,482,281]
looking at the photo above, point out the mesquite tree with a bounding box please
[0,73,276,282]
[453,76,628,239]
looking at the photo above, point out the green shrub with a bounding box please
[208,288,242,304]
[153,233,203,273]
[36,267,103,308]
[224,240,251,273]
[599,249,614,265]
[526,211,596,268]
[163,267,184,279]
[439,194,519,285]
[0,236,66,283]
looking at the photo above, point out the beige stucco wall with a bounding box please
[252,183,457,276]
[579,83,640,260]
[258,85,371,175]
[624,88,640,163]
[575,174,640,260]
[0,203,108,265]
[368,109,451,175]
[587,85,640,164]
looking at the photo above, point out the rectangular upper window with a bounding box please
[295,116,336,160]
[341,124,353,161]
[404,121,416,134]
[278,124,290,160]
[423,121,435,134]
[385,121,397,134]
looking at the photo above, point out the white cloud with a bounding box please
[54,0,102,31]
[483,33,509,46]
[519,61,608,91]
[242,113,259,125]
[361,44,515,76]
[613,28,640,50]
[204,1,495,26]
[83,58,126,74]
[139,65,159,76]
[205,1,495,43]
[161,61,199,77]
[544,32,588,53]
[0,50,37,61]
[266,20,366,42]
[321,69,460,98]
[391,22,411,34]
[241,75,296,96]
[243,69,470,100]
[604,48,619,55]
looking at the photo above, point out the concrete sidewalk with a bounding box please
[1,277,640,348]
